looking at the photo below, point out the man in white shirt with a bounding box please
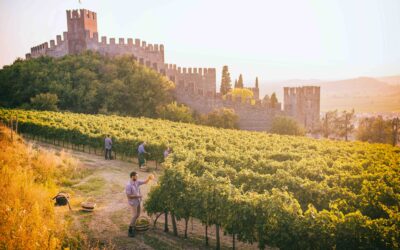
[125,171,154,237]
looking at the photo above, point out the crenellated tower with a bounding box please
[284,86,320,130]
[66,9,98,54]
[24,8,310,132]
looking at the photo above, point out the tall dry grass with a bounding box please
[0,125,110,249]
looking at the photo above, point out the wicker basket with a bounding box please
[135,216,150,231]
[81,197,96,212]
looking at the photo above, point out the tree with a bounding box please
[237,74,244,88]
[156,102,194,123]
[220,65,232,95]
[234,79,238,88]
[392,117,399,146]
[201,108,239,129]
[335,109,355,141]
[0,51,175,117]
[320,110,338,138]
[270,92,278,108]
[357,116,392,144]
[269,116,305,136]
[30,93,59,111]
[228,88,254,103]
[255,77,259,89]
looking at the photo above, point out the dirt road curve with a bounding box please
[31,140,259,250]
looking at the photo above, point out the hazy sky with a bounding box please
[1,0,399,87]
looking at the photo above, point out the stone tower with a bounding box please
[284,86,320,130]
[66,9,98,54]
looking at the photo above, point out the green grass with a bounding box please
[142,234,180,250]
[74,176,106,194]
[59,177,81,187]
[110,182,124,193]
[110,209,129,232]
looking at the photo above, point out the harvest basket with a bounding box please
[135,216,150,231]
[81,197,96,212]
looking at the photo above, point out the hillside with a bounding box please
[0,51,174,116]
[378,75,400,85]
[320,77,399,96]
[320,77,400,112]
[0,124,246,249]
[263,76,400,112]
[0,125,98,249]
[1,108,399,249]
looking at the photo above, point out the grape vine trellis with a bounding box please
[1,108,399,249]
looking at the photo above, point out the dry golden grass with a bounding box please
[0,125,113,250]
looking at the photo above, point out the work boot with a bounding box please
[128,226,135,237]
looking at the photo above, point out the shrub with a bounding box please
[30,92,59,111]
[269,116,305,136]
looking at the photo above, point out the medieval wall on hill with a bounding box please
[175,88,282,131]
[24,8,320,132]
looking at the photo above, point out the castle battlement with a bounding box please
[30,42,48,53]
[23,8,319,132]
[66,9,97,21]
[90,34,163,52]
[164,64,216,76]
[284,86,320,130]
[26,31,69,59]
[284,86,320,96]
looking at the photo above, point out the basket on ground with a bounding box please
[81,197,96,212]
[135,216,150,231]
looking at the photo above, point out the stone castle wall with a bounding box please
[164,64,216,98]
[86,34,165,72]
[284,86,320,130]
[24,9,320,132]
[27,32,69,59]
[175,88,282,131]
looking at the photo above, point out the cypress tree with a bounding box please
[270,92,278,108]
[237,74,244,88]
[220,65,232,95]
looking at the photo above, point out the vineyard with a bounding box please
[1,108,400,249]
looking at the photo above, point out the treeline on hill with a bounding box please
[0,51,174,116]
[0,52,239,129]
[1,109,399,249]
[316,109,399,146]
[269,110,399,146]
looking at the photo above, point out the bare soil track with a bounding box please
[29,139,259,250]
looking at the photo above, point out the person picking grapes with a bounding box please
[125,171,154,237]
[137,141,148,169]
[104,134,112,160]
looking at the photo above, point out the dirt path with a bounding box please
[29,140,259,250]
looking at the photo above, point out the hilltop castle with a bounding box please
[25,9,320,131]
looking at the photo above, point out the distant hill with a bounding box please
[320,77,400,96]
[261,76,400,113]
[378,75,400,85]
[319,77,400,112]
